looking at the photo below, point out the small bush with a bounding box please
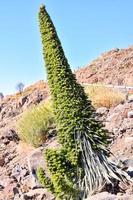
[16,82,25,94]
[0,92,4,100]
[84,84,125,108]
[16,101,55,147]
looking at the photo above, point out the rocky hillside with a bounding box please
[0,80,49,129]
[0,79,133,199]
[76,46,133,86]
[0,80,53,200]
[1,49,133,199]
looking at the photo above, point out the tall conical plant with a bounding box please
[37,4,130,200]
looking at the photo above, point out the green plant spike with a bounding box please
[37,4,130,200]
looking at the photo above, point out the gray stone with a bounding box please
[127,166,133,177]
[21,174,40,191]
[121,118,133,130]
[112,103,125,113]
[27,148,45,175]
[11,164,28,182]
[106,113,119,122]
[21,188,54,200]
[127,111,133,118]
[86,192,116,200]
[125,137,133,144]
[1,129,19,144]
[18,96,28,107]
[96,107,108,115]
[86,192,133,200]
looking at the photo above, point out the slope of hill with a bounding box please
[76,46,133,86]
[0,49,133,199]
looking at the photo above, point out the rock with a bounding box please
[124,159,133,168]
[127,166,133,177]
[27,148,45,175]
[22,148,47,190]
[26,143,60,190]
[125,137,133,144]
[18,96,28,107]
[0,155,5,167]
[96,107,108,115]
[119,159,133,177]
[1,129,19,144]
[127,111,133,118]
[86,192,116,200]
[0,184,4,190]
[11,164,29,182]
[106,113,119,122]
[2,179,17,200]
[112,103,125,114]
[128,95,133,103]
[13,186,20,196]
[22,188,54,200]
[119,118,133,132]
[20,175,38,192]
[13,193,21,200]
[105,112,122,134]
[25,93,43,108]
[0,106,2,112]
[121,118,133,130]
[3,138,10,145]
[0,107,6,118]
[86,192,133,200]
[117,194,133,200]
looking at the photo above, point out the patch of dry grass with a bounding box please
[84,84,125,108]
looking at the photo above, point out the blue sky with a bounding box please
[0,0,133,95]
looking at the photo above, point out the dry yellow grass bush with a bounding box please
[84,84,125,108]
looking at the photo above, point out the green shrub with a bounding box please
[37,4,129,200]
[16,101,54,147]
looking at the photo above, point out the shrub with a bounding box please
[84,84,125,108]
[16,101,54,147]
[0,92,4,100]
[16,82,24,94]
[37,5,129,200]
